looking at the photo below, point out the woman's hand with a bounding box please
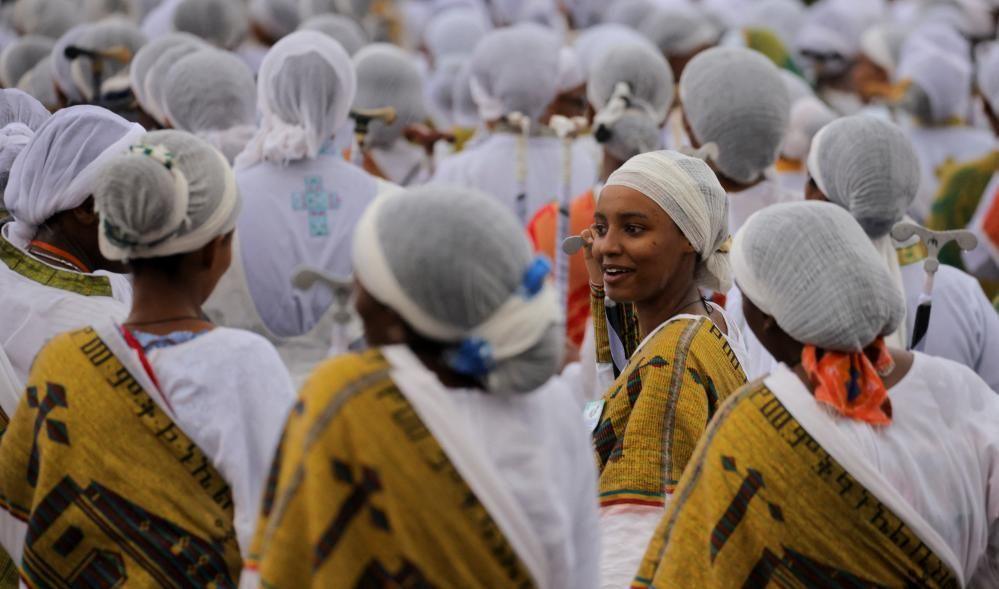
[580,226,603,289]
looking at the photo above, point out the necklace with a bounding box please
[28,240,91,273]
[674,296,711,316]
[123,315,204,328]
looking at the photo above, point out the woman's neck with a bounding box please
[634,282,704,339]
[125,272,211,334]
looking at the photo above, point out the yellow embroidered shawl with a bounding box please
[0,327,241,588]
[246,350,535,588]
[0,409,15,589]
[592,295,748,507]
[636,381,959,588]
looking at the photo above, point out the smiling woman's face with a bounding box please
[592,184,696,304]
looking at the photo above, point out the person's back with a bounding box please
[432,24,597,224]
[207,32,381,372]
[0,105,143,396]
[435,132,596,224]
[644,201,998,587]
[235,152,378,336]
[0,129,297,585]
[244,185,598,588]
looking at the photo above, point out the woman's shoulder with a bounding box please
[298,349,395,408]
[643,316,744,375]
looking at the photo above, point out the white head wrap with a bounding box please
[236,30,356,168]
[680,46,790,184]
[468,23,560,122]
[172,0,249,49]
[793,0,868,73]
[556,46,585,93]
[741,0,805,48]
[427,54,466,127]
[50,24,90,105]
[604,0,655,30]
[422,7,490,61]
[588,42,673,161]
[161,50,257,164]
[639,6,719,57]
[298,14,368,55]
[69,18,148,102]
[606,150,732,292]
[896,41,973,124]
[12,0,79,39]
[83,0,135,22]
[16,56,57,109]
[450,57,480,127]
[4,106,146,247]
[977,41,999,114]
[0,36,54,89]
[806,115,918,348]
[352,43,426,149]
[142,41,205,126]
[353,185,562,393]
[573,23,655,77]
[250,0,300,41]
[0,89,49,195]
[95,130,241,261]
[781,96,836,161]
[859,23,907,75]
[732,201,905,352]
[0,88,50,130]
[129,32,204,117]
[780,70,814,105]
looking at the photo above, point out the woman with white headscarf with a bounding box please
[129,32,206,128]
[0,35,53,89]
[0,87,48,256]
[243,185,598,589]
[205,31,386,384]
[0,131,295,584]
[577,150,749,589]
[775,96,837,198]
[679,46,793,236]
[641,201,999,588]
[0,106,143,411]
[352,43,431,186]
[807,115,999,390]
[895,24,995,222]
[0,88,48,215]
[160,49,258,163]
[298,13,369,55]
[68,17,148,104]
[432,24,598,225]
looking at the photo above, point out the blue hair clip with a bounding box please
[445,337,495,379]
[519,256,551,298]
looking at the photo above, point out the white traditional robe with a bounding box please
[0,225,131,410]
[904,125,995,221]
[766,354,999,586]
[726,173,798,236]
[432,132,598,224]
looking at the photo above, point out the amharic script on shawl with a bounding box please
[636,382,958,589]
[0,327,241,588]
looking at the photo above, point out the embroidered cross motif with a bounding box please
[709,456,784,563]
[291,176,340,238]
[313,460,387,570]
[26,383,70,487]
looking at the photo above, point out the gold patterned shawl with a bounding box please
[245,349,537,588]
[0,326,241,588]
[636,380,960,588]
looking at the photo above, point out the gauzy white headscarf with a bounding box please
[605,150,732,292]
[3,106,145,248]
[235,31,356,169]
